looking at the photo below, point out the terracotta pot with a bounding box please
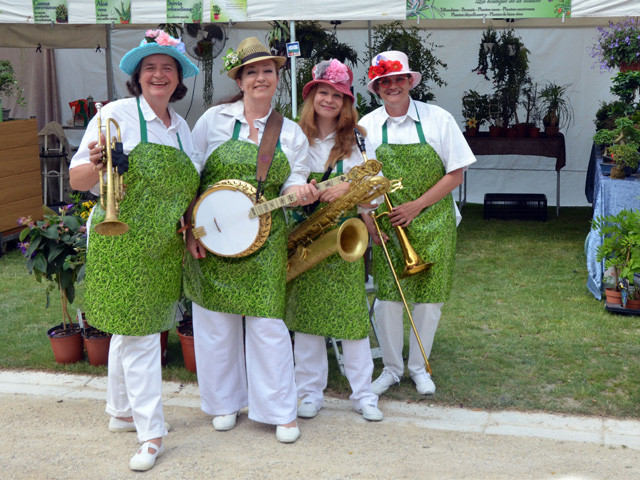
[605,288,622,304]
[48,324,84,364]
[489,126,501,138]
[624,298,640,310]
[83,327,112,367]
[545,126,560,137]
[515,124,528,138]
[177,322,196,373]
[465,126,478,137]
[507,127,518,138]
[160,330,169,367]
[528,127,540,138]
[620,61,640,72]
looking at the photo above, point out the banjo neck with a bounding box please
[248,159,382,219]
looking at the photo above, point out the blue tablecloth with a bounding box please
[586,158,640,299]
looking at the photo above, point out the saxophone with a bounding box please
[286,161,391,282]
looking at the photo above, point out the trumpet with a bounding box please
[354,129,432,374]
[94,103,129,236]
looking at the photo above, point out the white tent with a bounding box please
[0,0,638,207]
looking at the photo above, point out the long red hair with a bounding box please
[298,85,367,170]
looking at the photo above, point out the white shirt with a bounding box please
[191,100,310,193]
[69,96,198,196]
[359,98,476,173]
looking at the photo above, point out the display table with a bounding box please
[586,157,640,300]
[462,132,566,216]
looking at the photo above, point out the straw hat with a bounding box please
[227,36,287,80]
[120,29,199,78]
[366,51,421,95]
[302,59,354,101]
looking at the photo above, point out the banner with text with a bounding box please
[33,0,69,24]
[95,0,132,24]
[210,0,247,22]
[406,0,572,20]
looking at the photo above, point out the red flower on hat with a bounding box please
[367,59,403,80]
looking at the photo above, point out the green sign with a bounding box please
[33,0,69,24]
[167,0,202,23]
[406,0,572,20]
[95,0,131,24]
[210,0,247,23]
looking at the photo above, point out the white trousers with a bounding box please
[294,332,378,411]
[374,299,442,377]
[106,333,167,443]
[192,303,297,425]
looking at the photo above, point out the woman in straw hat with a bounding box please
[285,59,383,423]
[359,51,476,398]
[184,36,319,444]
[70,29,201,470]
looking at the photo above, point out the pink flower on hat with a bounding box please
[144,29,180,48]
[321,59,350,84]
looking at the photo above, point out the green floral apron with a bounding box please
[372,110,456,303]
[285,163,370,340]
[183,120,291,319]
[85,97,199,336]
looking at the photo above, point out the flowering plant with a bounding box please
[368,58,403,80]
[590,17,640,72]
[314,59,349,84]
[220,47,241,73]
[144,29,186,53]
[18,207,87,331]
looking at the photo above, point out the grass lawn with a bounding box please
[2,203,638,419]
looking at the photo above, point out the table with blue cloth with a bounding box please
[586,156,640,299]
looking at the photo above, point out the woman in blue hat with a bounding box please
[70,29,200,471]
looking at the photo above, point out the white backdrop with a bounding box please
[55,24,615,207]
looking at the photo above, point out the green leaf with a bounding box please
[25,235,42,258]
[43,225,59,239]
[19,228,29,241]
[47,243,66,262]
[33,252,47,274]
[64,215,79,231]
[66,284,75,304]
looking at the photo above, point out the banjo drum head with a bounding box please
[193,180,271,257]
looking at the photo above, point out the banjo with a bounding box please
[192,159,382,257]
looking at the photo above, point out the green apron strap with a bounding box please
[381,103,426,145]
[232,119,242,140]
[136,97,148,144]
[176,133,184,152]
[336,159,343,174]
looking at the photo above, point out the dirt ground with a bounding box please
[1,391,639,480]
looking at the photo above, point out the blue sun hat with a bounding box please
[120,29,199,78]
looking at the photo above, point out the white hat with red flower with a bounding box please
[366,51,421,95]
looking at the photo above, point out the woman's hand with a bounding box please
[88,134,107,171]
[319,182,349,203]
[361,213,388,246]
[186,229,207,259]
[294,179,321,206]
[387,199,424,227]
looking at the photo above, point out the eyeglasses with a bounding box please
[377,75,411,88]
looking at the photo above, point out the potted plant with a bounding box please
[538,81,574,136]
[0,60,26,121]
[590,17,640,72]
[593,115,640,178]
[211,4,220,21]
[592,209,640,306]
[461,90,489,136]
[472,26,499,80]
[18,206,87,364]
[518,81,538,137]
[114,1,130,24]
[191,3,202,23]
[267,21,290,56]
[55,4,68,23]
[487,93,503,137]
[176,296,196,373]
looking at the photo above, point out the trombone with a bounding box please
[354,129,432,374]
[94,103,129,236]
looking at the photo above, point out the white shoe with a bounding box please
[276,425,300,443]
[109,417,171,433]
[212,412,239,431]
[129,441,164,471]
[297,401,319,419]
[371,369,400,395]
[357,404,383,422]
[411,370,436,395]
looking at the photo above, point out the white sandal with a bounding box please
[129,441,164,471]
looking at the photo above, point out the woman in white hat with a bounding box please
[70,30,201,470]
[359,51,476,397]
[286,59,383,423]
[184,36,319,444]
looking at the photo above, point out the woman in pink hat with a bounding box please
[285,59,383,422]
[359,51,476,397]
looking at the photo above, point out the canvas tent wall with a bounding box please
[0,1,638,208]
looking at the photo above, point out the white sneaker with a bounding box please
[212,412,239,431]
[297,401,319,419]
[371,369,400,395]
[411,371,436,395]
[357,404,383,422]
[276,425,300,443]
[129,441,164,471]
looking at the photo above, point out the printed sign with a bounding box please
[286,42,301,57]
[95,0,131,24]
[33,0,69,24]
[167,0,202,23]
[406,0,572,20]
[210,0,247,23]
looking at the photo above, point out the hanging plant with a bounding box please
[199,40,214,107]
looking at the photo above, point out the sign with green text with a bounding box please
[210,0,247,23]
[33,0,69,24]
[167,0,202,23]
[95,0,131,24]
[406,0,572,20]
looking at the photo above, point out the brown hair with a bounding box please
[298,85,366,169]
[125,56,188,102]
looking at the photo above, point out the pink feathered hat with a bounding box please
[302,59,354,101]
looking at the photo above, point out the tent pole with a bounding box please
[290,21,297,119]
[105,24,115,102]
